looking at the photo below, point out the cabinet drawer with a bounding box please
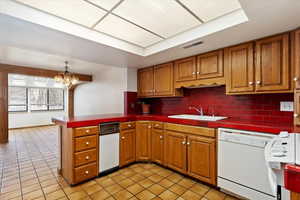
[74,149,97,167]
[152,121,164,129]
[120,122,136,130]
[74,126,98,137]
[165,123,216,138]
[74,162,97,183]
[74,135,97,152]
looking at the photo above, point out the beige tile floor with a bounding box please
[0,126,240,200]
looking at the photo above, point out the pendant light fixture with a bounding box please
[54,61,79,88]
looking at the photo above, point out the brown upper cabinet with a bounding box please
[293,29,300,90]
[174,50,224,88]
[154,63,174,96]
[197,50,223,79]
[225,43,255,94]
[226,33,292,94]
[136,121,152,161]
[138,67,154,97]
[255,34,290,92]
[174,57,197,82]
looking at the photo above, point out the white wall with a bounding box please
[0,45,136,125]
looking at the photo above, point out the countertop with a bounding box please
[52,113,294,134]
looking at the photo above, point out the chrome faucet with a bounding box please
[189,106,203,116]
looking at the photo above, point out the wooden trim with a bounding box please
[9,124,56,130]
[0,63,92,82]
[0,71,8,143]
[68,87,75,118]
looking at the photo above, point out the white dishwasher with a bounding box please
[218,128,276,200]
[99,122,120,174]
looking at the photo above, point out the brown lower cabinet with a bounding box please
[151,122,165,165]
[165,123,217,185]
[291,192,300,200]
[120,127,136,167]
[136,121,152,161]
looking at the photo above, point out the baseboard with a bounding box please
[9,124,56,130]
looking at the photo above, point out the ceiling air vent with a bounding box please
[183,41,203,49]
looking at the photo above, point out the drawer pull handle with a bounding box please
[85,156,90,160]
[155,124,159,127]
[86,130,90,133]
[128,124,132,127]
[85,171,89,175]
[86,142,90,145]
[256,81,261,85]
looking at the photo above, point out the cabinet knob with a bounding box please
[86,142,90,145]
[256,81,261,85]
[121,136,125,140]
[155,124,159,127]
[85,156,90,160]
[192,72,196,75]
[128,124,132,127]
[294,77,299,82]
[85,129,90,133]
[182,141,186,145]
[148,126,152,129]
[196,72,200,74]
[249,81,254,85]
[187,142,190,146]
[294,114,299,118]
[159,135,163,139]
[85,171,89,175]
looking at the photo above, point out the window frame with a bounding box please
[8,86,28,113]
[8,86,65,113]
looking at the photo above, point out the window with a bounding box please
[49,88,64,110]
[29,88,48,111]
[8,87,64,112]
[8,87,27,112]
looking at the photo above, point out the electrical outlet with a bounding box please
[280,101,294,112]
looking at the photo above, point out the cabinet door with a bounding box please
[187,135,216,185]
[255,34,290,92]
[138,67,154,97]
[197,50,223,79]
[174,57,196,82]
[294,29,300,89]
[165,131,187,174]
[225,43,255,94]
[151,128,165,165]
[295,92,300,126]
[120,129,136,167]
[136,121,151,161]
[154,63,174,96]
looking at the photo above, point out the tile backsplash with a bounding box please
[144,86,294,123]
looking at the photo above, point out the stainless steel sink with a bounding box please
[168,114,227,121]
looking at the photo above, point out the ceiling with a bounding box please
[11,0,241,49]
[0,0,300,70]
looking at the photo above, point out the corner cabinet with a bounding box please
[120,122,136,167]
[136,121,152,161]
[226,33,292,95]
[138,63,182,98]
[174,50,225,88]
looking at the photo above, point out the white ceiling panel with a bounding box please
[14,0,107,27]
[86,0,120,10]
[113,0,201,38]
[95,14,162,47]
[179,0,241,22]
